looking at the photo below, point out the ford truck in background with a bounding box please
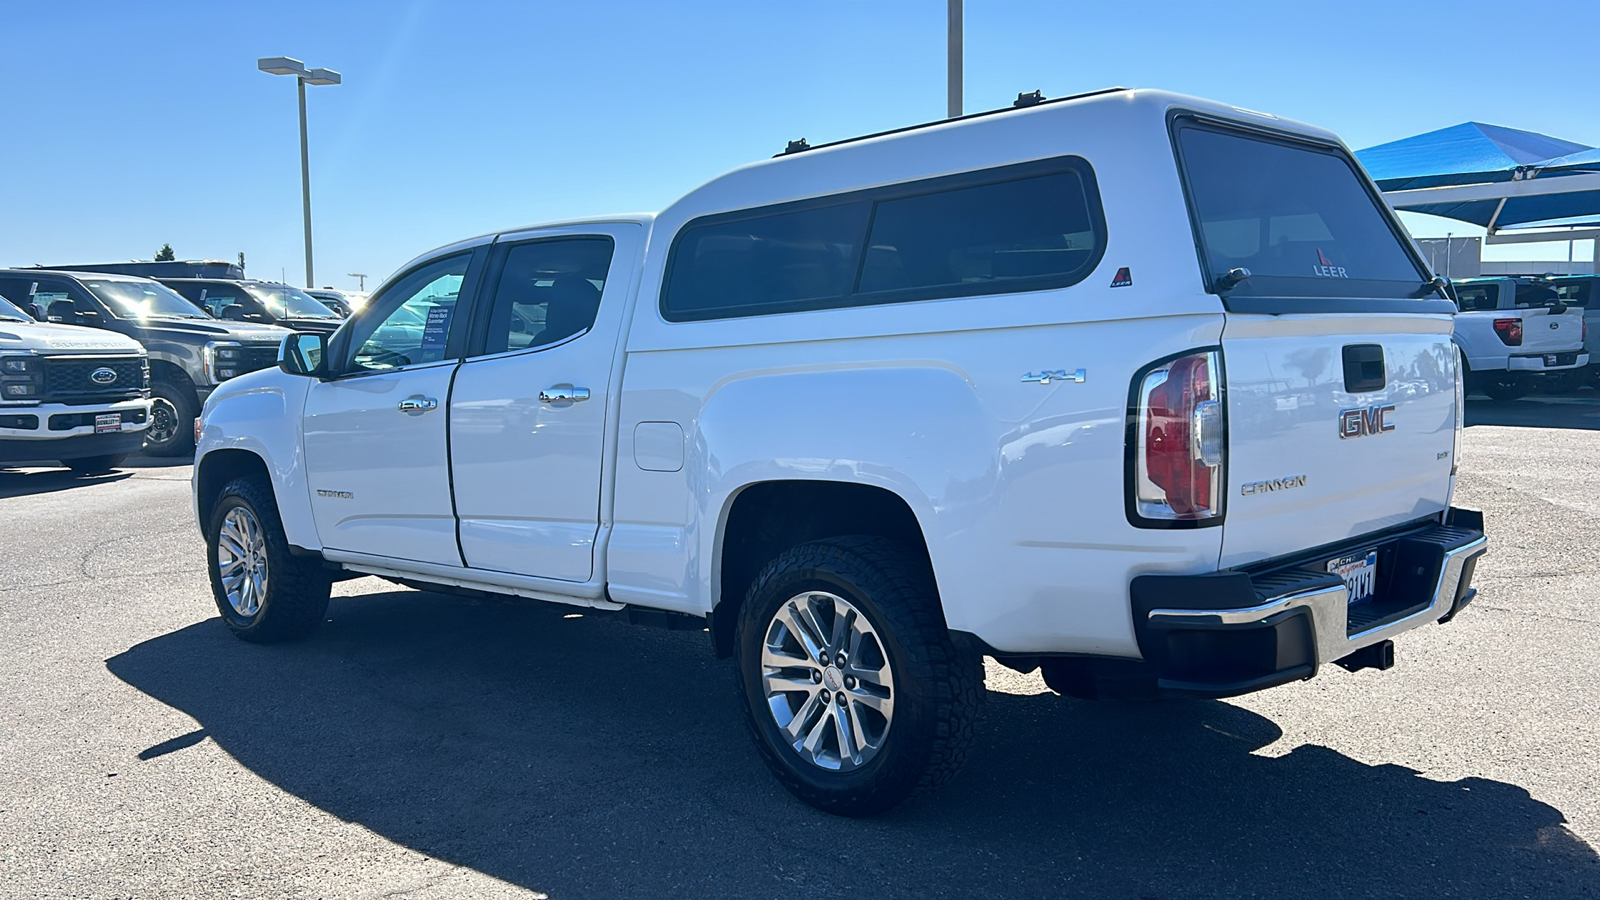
[0,292,151,473]
[1450,276,1588,399]
[0,270,292,457]
[192,88,1488,816]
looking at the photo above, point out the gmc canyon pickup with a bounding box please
[193,88,1488,815]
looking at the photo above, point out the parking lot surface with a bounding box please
[2,401,1599,899]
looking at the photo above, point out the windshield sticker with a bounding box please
[420,306,452,353]
[1314,248,1348,278]
[1110,267,1133,288]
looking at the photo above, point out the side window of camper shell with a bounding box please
[661,156,1106,322]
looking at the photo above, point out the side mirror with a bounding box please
[279,332,329,378]
[47,300,78,323]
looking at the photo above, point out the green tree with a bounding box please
[154,243,176,262]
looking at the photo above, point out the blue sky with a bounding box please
[2,0,1596,290]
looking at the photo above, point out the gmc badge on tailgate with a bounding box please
[1338,404,1395,439]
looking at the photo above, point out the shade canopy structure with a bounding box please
[1358,123,1600,242]
[1358,122,1590,192]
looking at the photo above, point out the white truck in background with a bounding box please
[1450,276,1587,399]
[0,292,151,473]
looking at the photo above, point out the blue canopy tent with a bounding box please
[1357,123,1600,263]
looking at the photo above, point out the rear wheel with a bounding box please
[145,379,197,457]
[735,536,983,816]
[206,476,331,643]
[64,454,127,475]
[1483,373,1530,401]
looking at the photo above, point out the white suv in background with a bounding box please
[193,88,1487,815]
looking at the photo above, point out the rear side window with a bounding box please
[1175,121,1428,301]
[1518,279,1590,308]
[662,157,1105,321]
[1454,284,1500,312]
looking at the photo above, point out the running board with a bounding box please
[322,550,624,611]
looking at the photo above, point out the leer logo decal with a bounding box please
[1339,405,1396,439]
[1313,247,1348,279]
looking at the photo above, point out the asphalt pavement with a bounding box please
[2,400,1598,899]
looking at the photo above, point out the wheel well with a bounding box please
[196,449,272,525]
[148,359,194,390]
[711,480,930,658]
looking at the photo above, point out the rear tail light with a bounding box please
[1130,349,1225,524]
[1493,318,1523,346]
[1452,352,1463,477]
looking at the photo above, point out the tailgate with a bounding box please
[1514,307,1585,354]
[1218,313,1456,568]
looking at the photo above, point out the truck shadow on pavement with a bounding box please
[107,589,1600,900]
[0,467,131,499]
[1466,393,1600,430]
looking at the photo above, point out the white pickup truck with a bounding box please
[1451,276,1587,398]
[0,292,151,472]
[194,88,1487,815]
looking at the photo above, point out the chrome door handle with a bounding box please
[397,396,438,413]
[539,384,591,404]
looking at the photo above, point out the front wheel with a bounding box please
[206,476,331,643]
[145,379,198,457]
[735,536,983,816]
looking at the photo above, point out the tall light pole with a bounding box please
[347,273,367,291]
[947,0,962,118]
[258,57,340,288]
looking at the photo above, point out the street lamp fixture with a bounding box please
[257,56,341,288]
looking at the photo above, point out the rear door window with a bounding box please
[1175,121,1429,303]
[476,237,615,356]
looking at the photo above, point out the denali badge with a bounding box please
[90,367,118,385]
[1241,475,1307,496]
[1339,404,1395,439]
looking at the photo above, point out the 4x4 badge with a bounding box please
[1021,368,1086,385]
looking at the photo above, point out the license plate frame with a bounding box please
[94,413,121,434]
[1546,353,1559,366]
[1327,549,1379,604]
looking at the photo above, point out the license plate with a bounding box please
[1327,550,1378,603]
[94,413,121,434]
[1546,354,1559,366]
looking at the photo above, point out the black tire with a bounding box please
[64,453,127,475]
[205,476,331,643]
[1483,373,1530,401]
[145,379,198,457]
[734,536,983,817]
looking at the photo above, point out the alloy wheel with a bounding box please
[760,591,895,772]
[216,506,269,617]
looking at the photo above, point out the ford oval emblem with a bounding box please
[90,367,118,385]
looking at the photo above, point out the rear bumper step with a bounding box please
[1128,508,1486,698]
